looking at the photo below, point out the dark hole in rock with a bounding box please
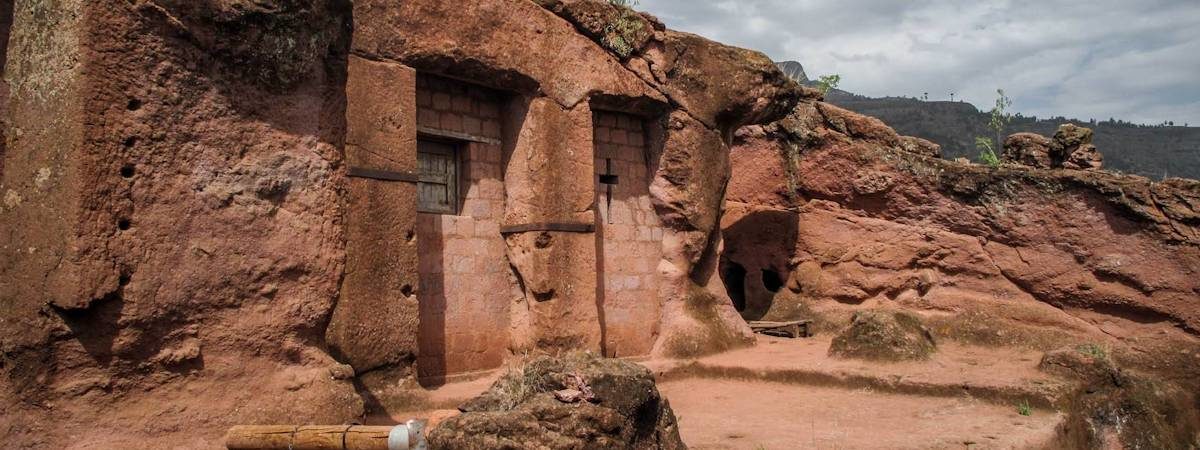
[533,289,556,303]
[118,219,131,231]
[535,232,553,249]
[120,165,135,178]
[721,261,748,312]
[401,284,414,298]
[762,269,784,293]
[405,229,416,243]
[127,98,142,111]
[123,136,137,148]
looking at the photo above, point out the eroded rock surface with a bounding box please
[728,99,1200,335]
[1041,346,1200,450]
[1002,132,1054,168]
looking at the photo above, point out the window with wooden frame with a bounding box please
[417,139,460,214]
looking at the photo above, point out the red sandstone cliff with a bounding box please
[725,96,1200,389]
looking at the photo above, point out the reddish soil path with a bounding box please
[647,336,1072,407]
[382,337,1080,448]
[660,378,1063,450]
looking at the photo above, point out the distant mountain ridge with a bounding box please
[775,61,1200,180]
[776,61,810,84]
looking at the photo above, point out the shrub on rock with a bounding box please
[828,310,937,361]
[428,353,686,449]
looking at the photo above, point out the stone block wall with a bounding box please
[414,74,511,379]
[594,111,664,357]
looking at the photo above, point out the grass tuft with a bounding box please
[1017,400,1033,416]
[1076,343,1109,361]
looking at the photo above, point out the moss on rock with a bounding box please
[829,310,937,361]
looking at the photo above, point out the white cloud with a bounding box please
[637,0,1200,125]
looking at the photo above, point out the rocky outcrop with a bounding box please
[428,354,686,449]
[727,96,1200,338]
[1063,143,1104,170]
[1051,124,1094,158]
[898,135,941,159]
[1051,124,1104,170]
[825,90,1199,179]
[1002,132,1054,168]
[829,310,937,361]
[1002,124,1105,170]
[1040,346,1200,450]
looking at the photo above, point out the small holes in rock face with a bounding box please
[123,136,137,148]
[401,284,414,297]
[120,165,135,178]
[127,99,142,111]
[118,219,131,231]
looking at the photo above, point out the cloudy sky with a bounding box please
[636,0,1200,126]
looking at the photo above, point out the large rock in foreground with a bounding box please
[428,354,686,449]
[1041,346,1200,450]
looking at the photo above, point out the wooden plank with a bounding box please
[500,222,596,234]
[347,167,419,183]
[418,126,502,146]
[748,320,811,328]
[749,320,813,339]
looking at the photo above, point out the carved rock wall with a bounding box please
[0,0,800,446]
[1,1,360,447]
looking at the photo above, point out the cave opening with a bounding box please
[721,261,748,312]
[761,269,784,293]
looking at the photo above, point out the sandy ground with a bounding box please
[380,336,1077,448]
[660,378,1063,450]
[646,336,1072,407]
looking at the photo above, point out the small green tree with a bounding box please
[976,89,1012,167]
[816,74,841,94]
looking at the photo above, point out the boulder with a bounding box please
[898,135,942,159]
[1002,132,1054,168]
[1051,123,1094,161]
[816,102,901,147]
[829,310,937,361]
[1063,143,1104,170]
[1042,345,1200,450]
[428,354,686,449]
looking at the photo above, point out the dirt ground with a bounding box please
[375,335,1079,449]
[660,379,1063,450]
